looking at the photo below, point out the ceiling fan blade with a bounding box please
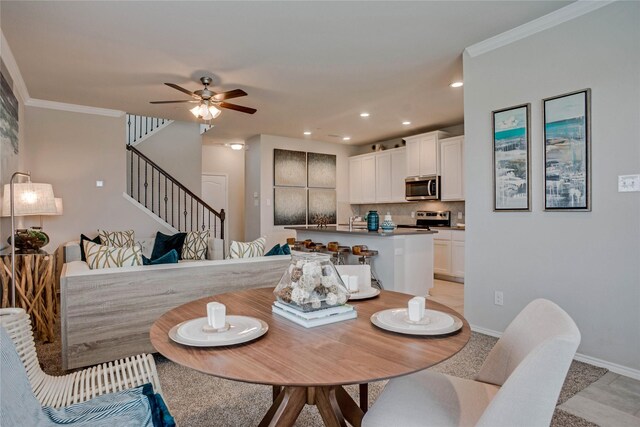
[213,89,248,101]
[165,83,199,98]
[149,100,198,104]
[219,102,257,114]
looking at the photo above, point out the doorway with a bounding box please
[201,174,228,241]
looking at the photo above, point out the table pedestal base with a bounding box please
[260,385,365,427]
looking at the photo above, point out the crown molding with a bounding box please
[25,98,125,117]
[465,0,615,58]
[1,29,30,102]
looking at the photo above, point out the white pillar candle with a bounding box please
[207,302,226,329]
[340,275,350,288]
[348,275,359,292]
[408,296,426,321]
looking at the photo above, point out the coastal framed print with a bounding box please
[543,89,591,211]
[492,103,531,211]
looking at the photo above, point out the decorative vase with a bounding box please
[274,252,350,312]
[8,227,50,252]
[381,212,396,231]
[367,210,379,232]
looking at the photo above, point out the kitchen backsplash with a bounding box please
[355,201,465,227]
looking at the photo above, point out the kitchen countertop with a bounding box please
[430,226,466,231]
[285,226,437,236]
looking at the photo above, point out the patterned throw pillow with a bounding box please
[182,231,210,260]
[229,237,266,259]
[98,229,135,247]
[83,240,142,269]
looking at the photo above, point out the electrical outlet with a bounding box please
[411,211,416,218]
[618,174,640,192]
[457,212,463,220]
[494,291,504,306]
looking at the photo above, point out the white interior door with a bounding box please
[201,174,228,239]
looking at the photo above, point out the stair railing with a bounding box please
[126,144,225,239]
[126,114,171,146]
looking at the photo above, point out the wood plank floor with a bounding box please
[429,278,640,427]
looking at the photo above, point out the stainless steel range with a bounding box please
[397,211,450,230]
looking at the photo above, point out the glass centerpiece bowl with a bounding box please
[274,251,350,312]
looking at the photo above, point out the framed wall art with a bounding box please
[492,103,531,211]
[543,89,591,211]
[274,149,307,187]
[307,152,336,188]
[274,187,307,226]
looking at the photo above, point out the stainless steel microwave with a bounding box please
[405,175,440,201]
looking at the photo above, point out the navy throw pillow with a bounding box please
[264,244,282,256]
[80,234,101,262]
[143,249,179,266]
[151,232,187,260]
[265,243,291,256]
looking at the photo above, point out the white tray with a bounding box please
[348,287,380,300]
[169,315,268,347]
[370,308,463,336]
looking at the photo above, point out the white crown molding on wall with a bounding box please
[1,29,30,102]
[3,28,124,117]
[25,98,125,117]
[465,0,615,57]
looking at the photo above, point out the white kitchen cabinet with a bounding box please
[440,136,465,201]
[349,157,363,204]
[434,239,452,275]
[404,131,449,177]
[349,148,407,204]
[391,149,407,202]
[361,155,377,203]
[433,229,465,279]
[375,152,392,202]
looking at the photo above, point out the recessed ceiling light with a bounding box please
[360,112,370,118]
[402,121,411,125]
[303,131,312,135]
[450,81,464,88]
[342,136,351,141]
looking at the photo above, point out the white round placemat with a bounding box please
[348,287,381,300]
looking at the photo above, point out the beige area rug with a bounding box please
[36,330,606,426]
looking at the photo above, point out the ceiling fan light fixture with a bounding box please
[190,105,201,117]
[208,105,222,119]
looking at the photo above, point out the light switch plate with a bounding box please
[618,174,640,192]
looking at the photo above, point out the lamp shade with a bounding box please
[40,197,63,216]
[2,183,57,216]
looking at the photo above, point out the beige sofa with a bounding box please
[60,238,289,370]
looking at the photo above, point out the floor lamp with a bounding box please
[2,172,57,307]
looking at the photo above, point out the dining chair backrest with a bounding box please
[474,299,581,427]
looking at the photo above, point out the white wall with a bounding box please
[464,2,639,374]
[244,135,261,241]
[202,143,245,242]
[135,120,202,197]
[23,107,174,250]
[244,134,358,243]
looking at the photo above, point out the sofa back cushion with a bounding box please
[84,241,143,269]
[151,232,187,260]
[98,230,135,247]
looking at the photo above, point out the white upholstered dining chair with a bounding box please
[362,299,581,427]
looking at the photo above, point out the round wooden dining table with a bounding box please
[150,287,470,427]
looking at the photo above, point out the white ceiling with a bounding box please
[1,1,570,145]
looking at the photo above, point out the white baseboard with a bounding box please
[122,192,178,234]
[470,324,640,381]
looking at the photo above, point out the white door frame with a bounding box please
[201,172,230,243]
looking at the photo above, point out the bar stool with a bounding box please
[325,244,351,265]
[352,245,383,290]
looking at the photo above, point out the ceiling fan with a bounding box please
[150,77,256,120]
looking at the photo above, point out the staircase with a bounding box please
[125,114,225,239]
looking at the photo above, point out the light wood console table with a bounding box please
[0,250,57,342]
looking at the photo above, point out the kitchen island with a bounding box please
[285,226,436,296]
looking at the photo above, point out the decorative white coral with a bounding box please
[326,292,338,306]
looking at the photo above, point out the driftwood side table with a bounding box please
[0,249,57,342]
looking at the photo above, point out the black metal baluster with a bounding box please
[184,192,188,232]
[164,177,168,223]
[171,182,174,227]
[137,155,140,202]
[151,167,155,213]
[144,161,148,208]
[129,148,133,196]
[178,188,181,231]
